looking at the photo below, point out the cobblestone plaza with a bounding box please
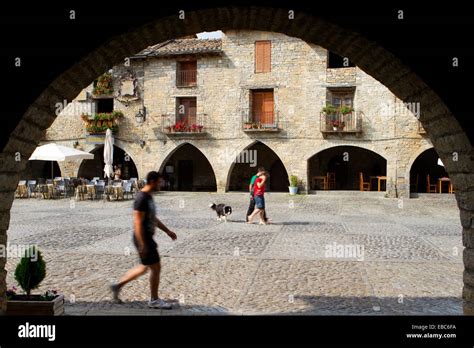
[5,192,463,315]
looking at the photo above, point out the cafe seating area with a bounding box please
[15,177,146,201]
[311,172,387,192]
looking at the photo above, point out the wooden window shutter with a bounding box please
[255,41,271,73]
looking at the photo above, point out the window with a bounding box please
[176,61,197,87]
[329,89,354,109]
[255,41,271,73]
[251,90,274,124]
[327,51,355,68]
[176,97,197,124]
[96,98,113,113]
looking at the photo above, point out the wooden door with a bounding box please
[252,90,274,124]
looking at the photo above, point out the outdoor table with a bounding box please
[369,176,387,192]
[438,177,452,194]
[312,176,327,190]
[105,185,124,201]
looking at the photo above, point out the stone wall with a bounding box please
[42,30,429,198]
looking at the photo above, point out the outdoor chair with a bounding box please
[46,179,53,185]
[16,181,28,198]
[55,180,66,198]
[122,181,133,199]
[359,172,370,191]
[95,181,105,199]
[327,172,336,190]
[426,174,437,193]
[27,180,37,198]
[93,177,100,182]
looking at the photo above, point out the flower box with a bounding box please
[7,294,65,316]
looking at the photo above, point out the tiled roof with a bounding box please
[134,39,222,58]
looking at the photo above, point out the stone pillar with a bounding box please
[461,204,474,314]
[386,159,398,198]
[286,157,307,193]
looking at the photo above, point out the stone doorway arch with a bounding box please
[158,143,217,192]
[1,7,473,313]
[226,140,290,192]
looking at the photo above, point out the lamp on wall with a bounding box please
[135,107,146,124]
[139,140,146,149]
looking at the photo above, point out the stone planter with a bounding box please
[7,294,65,316]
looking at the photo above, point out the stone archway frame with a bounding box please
[76,141,140,179]
[225,139,291,192]
[405,144,437,193]
[1,6,473,314]
[157,141,219,189]
[306,144,389,192]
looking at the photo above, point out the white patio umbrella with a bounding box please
[103,128,114,180]
[29,143,94,179]
[437,158,444,167]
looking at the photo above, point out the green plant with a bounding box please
[14,246,46,297]
[92,72,113,96]
[340,106,353,115]
[289,175,299,187]
[322,104,338,115]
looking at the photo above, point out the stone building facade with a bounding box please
[41,30,434,197]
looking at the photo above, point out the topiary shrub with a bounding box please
[14,246,46,297]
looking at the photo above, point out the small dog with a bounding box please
[209,203,232,222]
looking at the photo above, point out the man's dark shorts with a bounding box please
[254,195,265,209]
[133,236,160,265]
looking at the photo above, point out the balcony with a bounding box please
[320,110,363,137]
[81,111,123,135]
[242,111,280,132]
[176,70,197,87]
[161,113,208,136]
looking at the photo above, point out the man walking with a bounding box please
[110,171,177,309]
[246,167,267,222]
[247,171,269,225]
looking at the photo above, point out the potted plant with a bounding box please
[93,72,113,96]
[197,125,203,133]
[7,246,64,315]
[322,104,338,116]
[331,120,340,131]
[289,175,299,195]
[244,122,252,130]
[340,105,353,115]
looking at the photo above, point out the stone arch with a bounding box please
[409,147,451,194]
[307,145,387,191]
[158,142,217,191]
[226,140,290,192]
[77,143,139,180]
[0,6,473,313]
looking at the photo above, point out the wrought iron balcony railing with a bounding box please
[161,113,208,135]
[320,110,363,135]
[242,110,280,132]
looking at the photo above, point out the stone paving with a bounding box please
[4,192,464,315]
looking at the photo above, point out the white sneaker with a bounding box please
[148,298,172,309]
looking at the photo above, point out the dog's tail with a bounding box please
[209,203,216,210]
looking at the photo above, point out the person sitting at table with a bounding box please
[114,165,122,180]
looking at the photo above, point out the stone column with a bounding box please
[0,154,20,315]
[461,195,474,314]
